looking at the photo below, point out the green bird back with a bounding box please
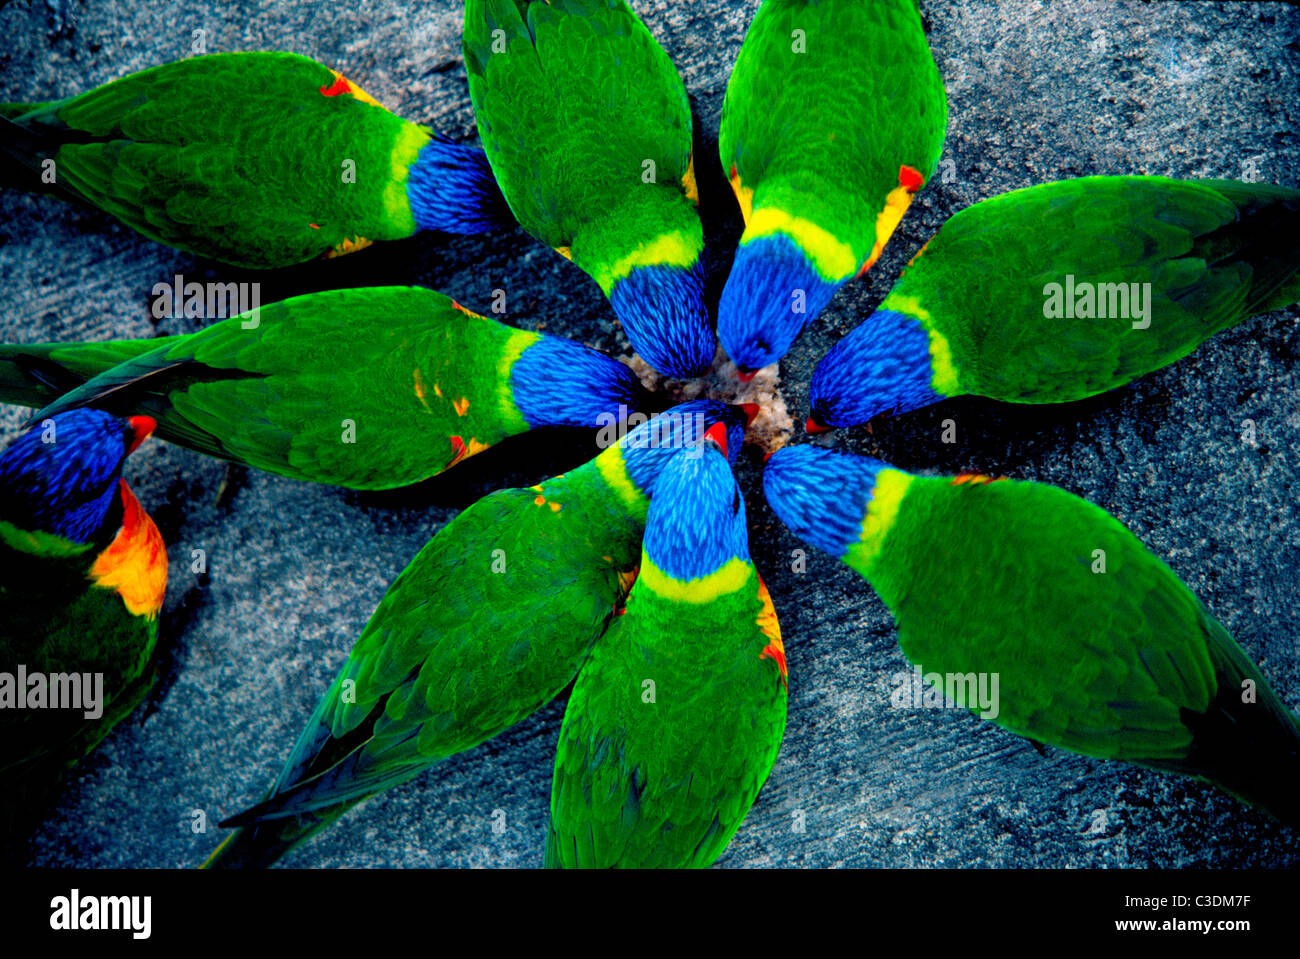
[716,0,947,374]
[547,446,788,868]
[205,475,637,867]
[463,0,699,282]
[2,52,506,267]
[720,0,947,275]
[463,0,716,377]
[202,402,748,867]
[764,445,1300,826]
[15,286,647,490]
[897,176,1300,404]
[874,473,1300,822]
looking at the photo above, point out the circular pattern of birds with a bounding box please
[1,0,1297,867]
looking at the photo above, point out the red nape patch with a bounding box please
[898,165,925,193]
[320,75,352,97]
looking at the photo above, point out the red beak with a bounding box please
[739,403,761,426]
[703,422,728,459]
[736,369,758,383]
[126,415,157,454]
[805,416,832,435]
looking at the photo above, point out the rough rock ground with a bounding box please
[0,0,1297,868]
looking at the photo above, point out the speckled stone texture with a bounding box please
[0,0,1297,868]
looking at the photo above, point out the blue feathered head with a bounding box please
[643,444,750,582]
[718,234,843,376]
[763,444,888,559]
[609,264,716,379]
[406,135,513,235]
[0,409,155,544]
[809,308,945,430]
[618,399,750,499]
[511,335,650,429]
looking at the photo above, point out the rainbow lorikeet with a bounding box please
[0,410,166,848]
[201,401,751,868]
[547,443,788,868]
[2,287,649,491]
[718,0,947,378]
[0,52,510,268]
[462,0,714,378]
[764,444,1300,825]
[809,176,1300,431]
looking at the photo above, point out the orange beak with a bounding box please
[739,403,761,426]
[805,416,832,435]
[703,422,728,459]
[126,415,157,455]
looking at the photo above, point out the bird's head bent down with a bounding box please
[718,233,843,377]
[762,444,889,561]
[808,307,945,431]
[609,262,716,379]
[642,444,751,587]
[0,409,155,543]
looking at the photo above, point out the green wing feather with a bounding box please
[899,176,1300,402]
[720,0,947,262]
[865,476,1300,822]
[2,52,423,268]
[204,464,642,867]
[546,565,786,868]
[26,288,538,490]
[463,0,699,284]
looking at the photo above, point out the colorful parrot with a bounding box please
[808,176,1300,431]
[462,0,715,378]
[718,0,947,379]
[547,443,788,868]
[2,287,650,491]
[201,400,752,868]
[0,410,166,845]
[0,51,511,269]
[763,444,1300,825]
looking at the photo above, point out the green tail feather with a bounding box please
[0,114,44,189]
[0,338,174,411]
[1147,705,1300,827]
[200,811,346,870]
[1258,273,1300,315]
[1188,715,1300,827]
[1194,179,1300,317]
[1144,611,1300,827]
[0,103,76,192]
[0,103,44,120]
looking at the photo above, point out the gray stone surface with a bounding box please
[1,0,1297,868]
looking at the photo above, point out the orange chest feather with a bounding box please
[90,480,167,619]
